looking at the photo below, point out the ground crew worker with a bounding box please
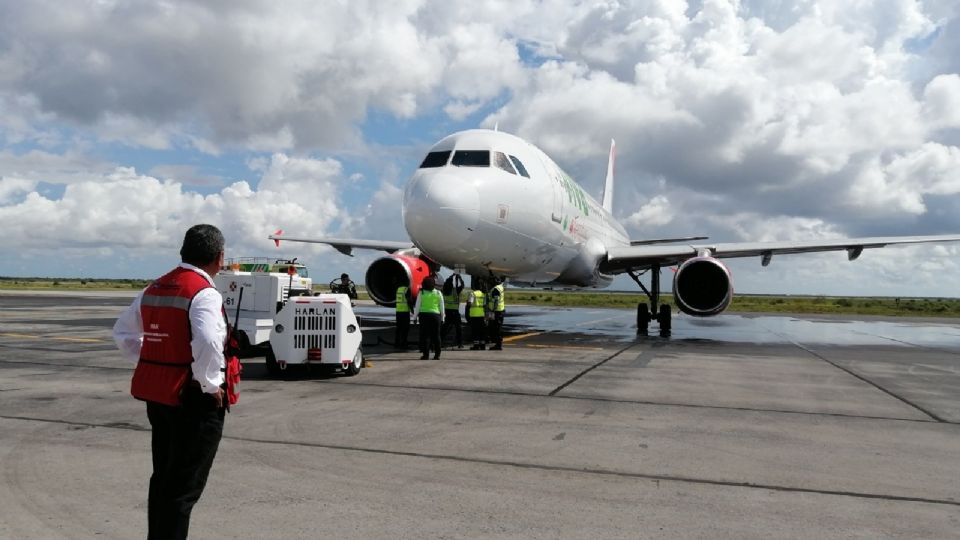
[412,276,444,359]
[332,272,358,300]
[394,284,412,349]
[486,277,506,350]
[112,224,230,540]
[466,286,487,350]
[440,274,464,349]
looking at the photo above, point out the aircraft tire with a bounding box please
[658,304,671,336]
[637,303,650,334]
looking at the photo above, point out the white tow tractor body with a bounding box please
[267,294,364,376]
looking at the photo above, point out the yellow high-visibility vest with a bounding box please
[395,286,410,313]
[488,284,505,312]
[418,289,443,314]
[443,291,460,310]
[468,290,485,318]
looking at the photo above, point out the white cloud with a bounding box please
[0,149,112,184]
[626,195,674,228]
[923,73,960,129]
[0,177,37,204]
[0,155,347,261]
[847,143,960,215]
[0,0,531,153]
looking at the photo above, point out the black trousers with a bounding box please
[146,386,225,540]
[395,311,410,348]
[441,309,462,347]
[418,313,442,358]
[468,316,486,346]
[488,311,504,347]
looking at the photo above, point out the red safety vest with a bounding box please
[131,267,213,406]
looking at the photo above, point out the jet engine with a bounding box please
[672,256,733,317]
[364,253,434,306]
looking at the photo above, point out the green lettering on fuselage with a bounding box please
[560,171,589,216]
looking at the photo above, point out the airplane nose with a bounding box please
[403,173,479,251]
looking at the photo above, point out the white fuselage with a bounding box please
[403,129,629,287]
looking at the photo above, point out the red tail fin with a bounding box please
[273,229,283,247]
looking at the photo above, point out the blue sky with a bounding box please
[1,0,959,296]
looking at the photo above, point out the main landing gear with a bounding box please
[627,265,671,337]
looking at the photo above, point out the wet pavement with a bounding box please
[356,302,960,349]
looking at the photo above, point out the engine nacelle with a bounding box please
[364,254,433,306]
[672,256,733,317]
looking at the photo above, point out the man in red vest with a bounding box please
[113,224,228,539]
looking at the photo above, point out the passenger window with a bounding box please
[494,152,517,175]
[509,155,530,178]
[451,150,490,167]
[419,151,451,168]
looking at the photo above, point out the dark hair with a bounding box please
[179,224,224,266]
[422,276,436,290]
[341,273,349,280]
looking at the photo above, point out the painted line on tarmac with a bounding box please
[0,332,104,343]
[5,413,956,509]
[52,336,104,343]
[502,332,542,343]
[523,344,605,350]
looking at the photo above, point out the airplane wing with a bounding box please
[601,234,960,273]
[268,231,413,256]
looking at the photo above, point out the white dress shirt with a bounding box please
[113,263,226,394]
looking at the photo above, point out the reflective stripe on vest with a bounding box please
[489,284,505,312]
[468,290,485,318]
[131,267,212,406]
[395,286,409,312]
[419,289,443,314]
[443,292,460,310]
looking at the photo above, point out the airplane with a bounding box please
[270,128,960,336]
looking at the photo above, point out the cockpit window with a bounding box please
[451,150,490,167]
[494,152,517,175]
[509,155,530,178]
[419,151,451,168]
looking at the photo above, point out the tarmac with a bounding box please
[1,290,959,539]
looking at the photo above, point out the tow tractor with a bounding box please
[265,293,364,376]
[214,257,313,352]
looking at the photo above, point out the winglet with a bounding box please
[272,229,283,247]
[602,139,615,213]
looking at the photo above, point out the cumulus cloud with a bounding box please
[490,0,959,244]
[626,195,674,228]
[0,0,528,153]
[0,155,347,261]
[923,74,960,129]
